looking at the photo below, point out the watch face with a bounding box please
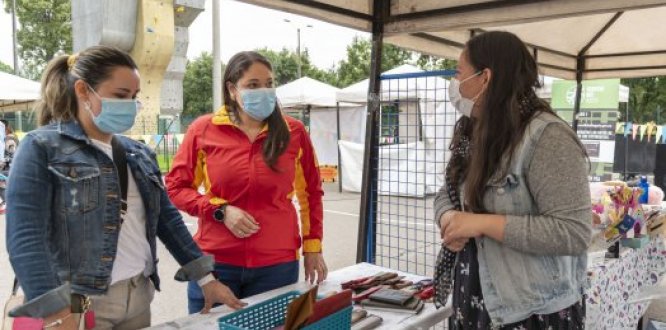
[214,208,224,221]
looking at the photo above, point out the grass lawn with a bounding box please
[156,154,174,173]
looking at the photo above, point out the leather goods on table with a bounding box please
[342,272,399,291]
[368,288,414,306]
[284,286,318,330]
[360,297,425,315]
[351,309,368,325]
[351,315,383,330]
[352,286,384,303]
[304,289,352,326]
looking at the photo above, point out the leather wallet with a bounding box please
[360,298,424,315]
[305,289,352,325]
[369,288,414,306]
[284,286,318,330]
[352,285,384,302]
[351,315,383,330]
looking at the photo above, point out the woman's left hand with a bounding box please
[441,211,484,245]
[200,280,247,313]
[303,252,328,284]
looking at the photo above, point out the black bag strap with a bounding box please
[11,277,19,296]
[111,136,128,215]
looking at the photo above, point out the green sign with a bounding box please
[551,79,620,110]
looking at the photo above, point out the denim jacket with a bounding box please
[6,120,213,318]
[434,113,590,325]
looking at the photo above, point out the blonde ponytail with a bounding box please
[35,55,78,126]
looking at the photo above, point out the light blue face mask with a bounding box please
[86,85,139,134]
[238,87,277,121]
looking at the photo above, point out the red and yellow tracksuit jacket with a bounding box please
[165,107,323,268]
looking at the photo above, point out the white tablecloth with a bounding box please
[147,262,451,329]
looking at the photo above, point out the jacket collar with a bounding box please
[211,106,293,133]
[55,120,91,143]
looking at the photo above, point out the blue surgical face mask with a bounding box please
[86,85,139,134]
[238,87,277,121]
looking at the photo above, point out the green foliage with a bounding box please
[336,37,413,87]
[0,61,13,74]
[415,54,457,71]
[4,0,72,80]
[620,77,666,124]
[182,52,225,117]
[255,48,339,87]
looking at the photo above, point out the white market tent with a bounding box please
[337,64,448,104]
[336,64,453,196]
[277,76,342,108]
[0,72,40,108]
[276,76,364,167]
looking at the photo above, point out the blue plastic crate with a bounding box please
[218,290,352,330]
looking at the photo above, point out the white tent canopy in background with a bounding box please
[238,0,666,80]
[277,76,343,108]
[336,64,454,196]
[0,72,40,108]
[276,76,364,167]
[336,64,448,103]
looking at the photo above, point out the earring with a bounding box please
[84,101,92,112]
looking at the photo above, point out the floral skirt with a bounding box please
[450,240,585,330]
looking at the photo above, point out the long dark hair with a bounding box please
[36,45,137,126]
[448,31,558,212]
[223,51,290,170]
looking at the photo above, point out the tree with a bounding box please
[256,48,300,86]
[336,37,413,87]
[415,54,457,71]
[4,0,72,80]
[620,77,666,124]
[255,48,337,87]
[183,52,225,118]
[0,62,13,74]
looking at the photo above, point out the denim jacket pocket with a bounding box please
[484,174,520,214]
[48,163,100,214]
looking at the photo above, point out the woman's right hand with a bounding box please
[439,211,468,252]
[223,205,260,238]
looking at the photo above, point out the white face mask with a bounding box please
[448,71,483,117]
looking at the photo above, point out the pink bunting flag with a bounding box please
[632,124,639,140]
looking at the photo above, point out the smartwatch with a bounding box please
[213,204,228,222]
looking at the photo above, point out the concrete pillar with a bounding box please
[160,0,205,134]
[127,0,175,136]
[72,0,204,137]
[71,0,138,52]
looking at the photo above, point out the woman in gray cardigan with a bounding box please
[434,31,591,329]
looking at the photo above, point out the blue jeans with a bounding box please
[187,260,299,314]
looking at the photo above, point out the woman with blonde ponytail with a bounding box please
[6,45,245,329]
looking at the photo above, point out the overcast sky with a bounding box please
[0,0,369,71]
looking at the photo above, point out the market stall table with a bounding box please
[586,237,666,329]
[147,262,452,330]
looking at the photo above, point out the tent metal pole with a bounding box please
[572,57,584,133]
[336,102,342,193]
[357,0,386,264]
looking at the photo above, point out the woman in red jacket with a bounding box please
[166,51,327,313]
